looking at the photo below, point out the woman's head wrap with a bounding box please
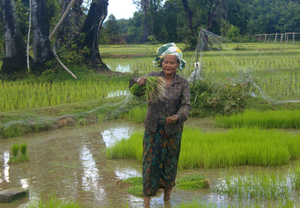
[153,42,186,71]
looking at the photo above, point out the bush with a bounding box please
[190,78,251,117]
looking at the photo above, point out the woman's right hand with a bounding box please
[137,77,147,86]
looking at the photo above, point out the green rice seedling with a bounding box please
[106,131,143,163]
[108,127,300,169]
[26,194,81,208]
[216,109,300,129]
[8,143,20,164]
[177,173,210,190]
[19,143,30,162]
[215,169,294,200]
[127,106,147,123]
[129,76,166,102]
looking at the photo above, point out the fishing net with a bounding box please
[186,29,300,104]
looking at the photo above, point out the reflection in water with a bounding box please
[20,178,29,189]
[3,151,10,183]
[107,64,131,73]
[80,145,101,192]
[101,127,132,147]
[115,168,141,180]
[106,90,129,98]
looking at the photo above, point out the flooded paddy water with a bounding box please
[1,118,300,207]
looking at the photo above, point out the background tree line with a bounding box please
[99,0,300,46]
[1,0,300,76]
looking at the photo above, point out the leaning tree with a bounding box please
[75,0,109,70]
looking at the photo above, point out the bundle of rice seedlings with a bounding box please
[115,177,143,189]
[177,173,210,190]
[115,177,143,196]
[130,77,166,102]
[127,185,143,196]
[19,143,30,162]
[8,143,20,164]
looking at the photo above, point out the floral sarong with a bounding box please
[142,124,182,196]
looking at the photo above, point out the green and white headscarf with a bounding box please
[153,42,186,71]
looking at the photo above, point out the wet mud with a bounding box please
[0,118,299,207]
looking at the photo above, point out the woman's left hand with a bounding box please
[166,115,179,124]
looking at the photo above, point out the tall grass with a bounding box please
[216,109,300,128]
[107,128,300,169]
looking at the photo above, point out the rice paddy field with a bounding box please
[1,42,300,207]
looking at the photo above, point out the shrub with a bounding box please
[190,78,250,117]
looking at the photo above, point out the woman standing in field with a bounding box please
[131,43,191,207]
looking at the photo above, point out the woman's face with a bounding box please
[162,55,179,77]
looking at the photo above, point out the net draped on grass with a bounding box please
[107,128,300,169]
[216,109,300,128]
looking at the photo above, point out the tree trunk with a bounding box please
[31,0,54,73]
[206,0,220,32]
[56,0,72,45]
[142,0,149,43]
[76,0,109,70]
[0,0,27,74]
[181,0,194,36]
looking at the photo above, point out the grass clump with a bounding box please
[177,173,210,190]
[19,143,30,162]
[107,128,300,169]
[216,109,300,128]
[8,143,19,164]
[129,76,166,102]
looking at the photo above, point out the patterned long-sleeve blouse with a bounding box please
[131,71,191,135]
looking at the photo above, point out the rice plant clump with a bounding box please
[19,143,30,162]
[8,143,20,164]
[177,173,210,190]
[130,77,166,102]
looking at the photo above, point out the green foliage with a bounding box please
[148,35,158,45]
[190,79,249,117]
[227,25,241,42]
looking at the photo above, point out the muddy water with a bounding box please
[0,118,299,208]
